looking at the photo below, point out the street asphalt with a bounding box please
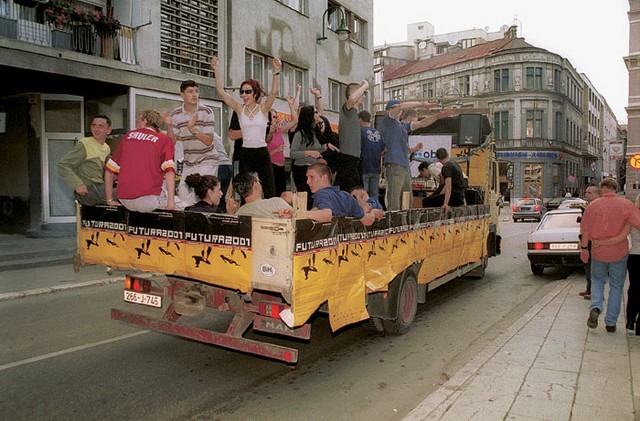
[1,232,638,420]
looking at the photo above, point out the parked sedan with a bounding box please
[512,198,546,222]
[545,196,569,211]
[527,209,583,275]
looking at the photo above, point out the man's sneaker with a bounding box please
[587,308,600,329]
[606,325,616,333]
[583,294,591,300]
[578,290,589,296]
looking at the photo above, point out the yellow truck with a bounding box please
[77,113,500,364]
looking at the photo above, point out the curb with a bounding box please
[0,276,124,301]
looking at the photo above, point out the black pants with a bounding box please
[273,164,287,198]
[334,153,362,193]
[626,254,640,327]
[292,165,313,210]
[239,147,275,198]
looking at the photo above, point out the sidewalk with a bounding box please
[405,274,640,420]
[0,233,122,299]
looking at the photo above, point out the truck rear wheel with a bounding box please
[383,274,418,335]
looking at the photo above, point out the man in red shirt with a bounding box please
[580,178,640,332]
[104,109,177,213]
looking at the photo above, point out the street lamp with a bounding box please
[316,6,351,44]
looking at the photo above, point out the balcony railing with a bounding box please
[0,0,135,64]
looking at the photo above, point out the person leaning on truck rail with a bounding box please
[230,171,292,219]
[104,109,178,212]
[305,163,382,226]
[58,114,113,206]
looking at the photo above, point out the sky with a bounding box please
[373,0,630,124]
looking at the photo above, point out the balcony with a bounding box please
[0,0,135,64]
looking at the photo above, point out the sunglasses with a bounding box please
[240,89,253,95]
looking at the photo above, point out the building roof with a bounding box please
[383,37,540,81]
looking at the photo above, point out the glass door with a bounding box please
[41,94,84,223]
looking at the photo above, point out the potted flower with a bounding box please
[38,0,71,28]
[90,9,121,37]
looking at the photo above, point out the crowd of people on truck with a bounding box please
[60,55,477,223]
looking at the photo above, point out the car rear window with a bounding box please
[517,199,536,205]
[538,213,581,229]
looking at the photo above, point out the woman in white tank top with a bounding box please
[211,56,281,198]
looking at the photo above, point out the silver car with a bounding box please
[512,198,546,222]
[527,209,583,275]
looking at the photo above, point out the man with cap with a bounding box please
[380,100,452,211]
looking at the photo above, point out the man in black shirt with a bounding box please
[422,148,465,211]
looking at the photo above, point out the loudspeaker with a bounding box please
[458,114,483,146]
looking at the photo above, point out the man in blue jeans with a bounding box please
[379,100,452,211]
[580,178,640,332]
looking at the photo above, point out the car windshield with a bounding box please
[538,213,581,230]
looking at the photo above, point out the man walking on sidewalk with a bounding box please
[578,185,601,299]
[581,178,640,332]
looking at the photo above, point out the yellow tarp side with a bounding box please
[182,244,252,291]
[290,249,339,327]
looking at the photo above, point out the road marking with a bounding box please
[0,330,149,372]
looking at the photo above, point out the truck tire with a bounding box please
[383,274,418,335]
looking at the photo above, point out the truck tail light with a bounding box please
[259,302,288,318]
[528,242,548,250]
[124,275,151,293]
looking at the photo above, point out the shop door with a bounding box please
[523,163,543,198]
[41,95,84,223]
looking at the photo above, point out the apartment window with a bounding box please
[461,38,475,49]
[525,110,543,138]
[330,80,345,111]
[328,1,367,47]
[553,69,562,93]
[437,45,448,54]
[494,69,509,92]
[458,75,470,96]
[390,88,402,100]
[277,0,306,13]
[422,82,434,99]
[554,112,563,141]
[494,111,509,140]
[245,51,266,86]
[525,67,543,90]
[283,63,307,103]
[160,0,218,77]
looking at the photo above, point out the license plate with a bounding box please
[550,243,578,250]
[124,290,162,308]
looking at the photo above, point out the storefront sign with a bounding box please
[496,151,559,159]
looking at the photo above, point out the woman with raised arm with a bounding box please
[290,105,326,209]
[211,55,281,198]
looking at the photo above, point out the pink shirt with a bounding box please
[581,193,640,262]
[267,129,285,166]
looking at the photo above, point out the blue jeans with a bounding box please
[591,255,629,326]
[363,173,380,203]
